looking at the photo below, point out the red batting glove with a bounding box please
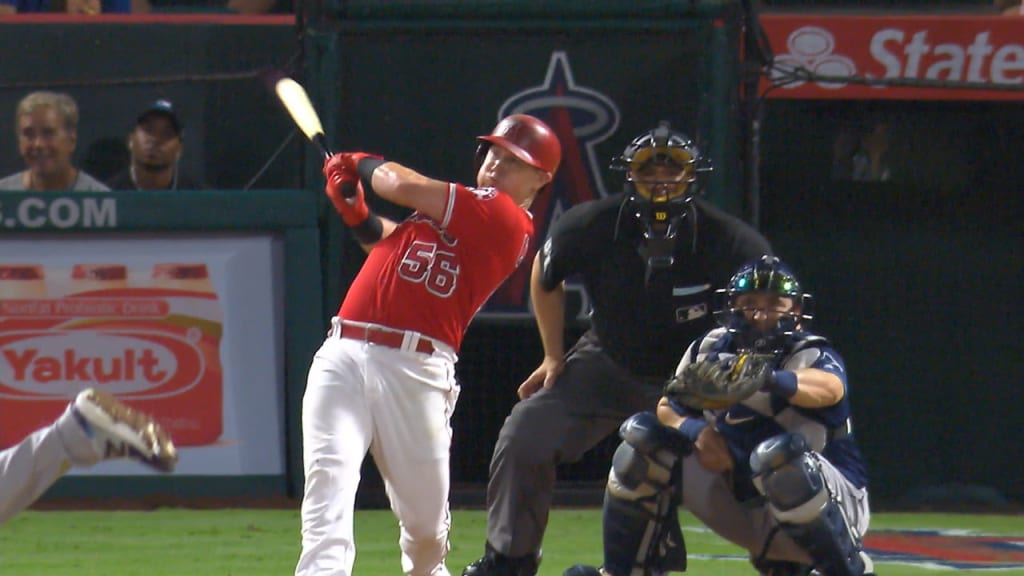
[322,151,384,226]
[323,154,367,226]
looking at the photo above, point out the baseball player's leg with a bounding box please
[372,446,453,576]
[296,339,374,576]
[597,412,692,576]
[680,453,812,565]
[750,434,873,575]
[370,345,459,576]
[1,388,177,524]
[0,417,80,524]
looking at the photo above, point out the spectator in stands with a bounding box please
[0,0,129,14]
[832,121,893,183]
[0,91,109,192]
[107,100,204,191]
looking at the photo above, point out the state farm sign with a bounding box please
[759,14,1024,100]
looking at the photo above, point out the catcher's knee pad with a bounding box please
[609,412,688,503]
[750,434,867,576]
[619,412,693,462]
[600,413,687,576]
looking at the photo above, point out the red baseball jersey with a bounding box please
[339,183,534,351]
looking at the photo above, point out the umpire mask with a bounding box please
[611,122,708,278]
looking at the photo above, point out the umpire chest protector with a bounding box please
[539,194,768,379]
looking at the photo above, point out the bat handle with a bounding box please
[316,135,358,200]
[312,133,332,160]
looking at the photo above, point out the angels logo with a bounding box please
[484,51,621,315]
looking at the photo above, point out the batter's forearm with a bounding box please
[368,161,450,222]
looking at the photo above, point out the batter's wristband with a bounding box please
[678,418,709,442]
[357,157,387,196]
[767,370,799,398]
[350,212,384,245]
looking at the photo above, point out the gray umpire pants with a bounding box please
[485,331,666,557]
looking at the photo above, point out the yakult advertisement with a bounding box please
[759,14,1024,101]
[0,235,285,476]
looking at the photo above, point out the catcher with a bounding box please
[565,256,875,576]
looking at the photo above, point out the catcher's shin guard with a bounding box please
[601,412,689,576]
[751,434,868,576]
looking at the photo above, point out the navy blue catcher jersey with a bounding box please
[672,327,868,489]
[538,194,772,380]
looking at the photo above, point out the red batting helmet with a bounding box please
[475,114,562,175]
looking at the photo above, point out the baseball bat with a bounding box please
[271,74,332,160]
[265,71,360,199]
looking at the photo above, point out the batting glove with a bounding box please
[323,153,373,226]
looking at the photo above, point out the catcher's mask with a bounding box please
[610,121,710,274]
[714,255,814,353]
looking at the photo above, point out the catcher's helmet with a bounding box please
[475,114,561,175]
[714,255,814,352]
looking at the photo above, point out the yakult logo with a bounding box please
[772,26,857,89]
[0,331,204,399]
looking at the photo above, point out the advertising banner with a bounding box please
[759,14,1024,101]
[0,235,285,476]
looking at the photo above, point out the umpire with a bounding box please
[462,121,773,576]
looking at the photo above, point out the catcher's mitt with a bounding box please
[664,353,776,410]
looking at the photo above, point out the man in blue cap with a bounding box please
[107,99,204,191]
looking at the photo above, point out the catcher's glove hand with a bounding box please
[665,353,776,410]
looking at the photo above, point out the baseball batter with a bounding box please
[566,256,875,576]
[295,115,562,576]
[0,387,177,524]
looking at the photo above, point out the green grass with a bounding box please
[0,508,1022,575]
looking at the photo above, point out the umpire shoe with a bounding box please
[72,388,179,473]
[462,543,540,576]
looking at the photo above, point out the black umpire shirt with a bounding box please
[539,193,772,380]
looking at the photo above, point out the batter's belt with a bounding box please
[330,318,436,354]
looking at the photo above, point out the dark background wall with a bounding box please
[758,100,1023,505]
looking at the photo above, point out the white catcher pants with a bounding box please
[295,325,459,576]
